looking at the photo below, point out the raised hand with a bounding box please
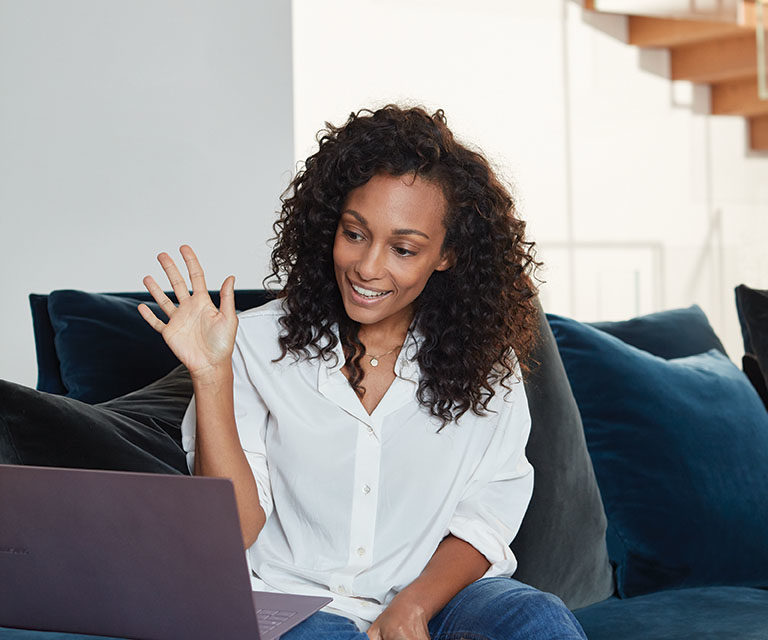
[138,245,238,382]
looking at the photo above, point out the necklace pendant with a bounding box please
[370,357,379,367]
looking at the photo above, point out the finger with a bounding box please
[220,275,236,318]
[157,252,191,302]
[179,244,208,294]
[142,275,177,319]
[137,302,166,333]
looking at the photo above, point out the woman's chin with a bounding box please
[342,302,386,326]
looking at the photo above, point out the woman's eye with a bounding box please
[343,230,363,241]
[394,246,416,257]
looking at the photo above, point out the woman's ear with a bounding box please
[436,248,456,272]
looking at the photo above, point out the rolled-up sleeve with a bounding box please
[447,378,534,577]
[179,332,274,520]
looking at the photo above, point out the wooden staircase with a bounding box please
[584,0,768,150]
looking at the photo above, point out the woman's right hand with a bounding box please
[137,245,238,382]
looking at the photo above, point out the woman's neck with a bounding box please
[356,313,414,355]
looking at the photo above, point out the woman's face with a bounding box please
[333,172,453,334]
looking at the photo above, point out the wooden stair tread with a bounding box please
[712,77,768,115]
[629,15,752,48]
[670,34,757,83]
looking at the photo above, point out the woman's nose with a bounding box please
[355,246,386,281]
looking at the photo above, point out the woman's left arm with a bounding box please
[366,534,490,640]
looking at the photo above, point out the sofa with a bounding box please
[1,285,768,639]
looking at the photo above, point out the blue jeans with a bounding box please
[281,576,588,639]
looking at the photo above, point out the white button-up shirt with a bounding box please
[180,299,534,628]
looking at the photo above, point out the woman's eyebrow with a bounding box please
[342,209,430,239]
[342,209,369,228]
[393,227,429,239]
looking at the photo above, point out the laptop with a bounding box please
[0,464,332,640]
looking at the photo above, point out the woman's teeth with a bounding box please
[352,283,389,298]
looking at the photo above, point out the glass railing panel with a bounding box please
[758,0,767,99]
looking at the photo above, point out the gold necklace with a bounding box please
[365,344,402,367]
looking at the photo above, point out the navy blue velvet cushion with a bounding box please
[547,314,768,598]
[44,289,274,404]
[589,304,727,359]
[29,294,66,395]
[47,290,181,404]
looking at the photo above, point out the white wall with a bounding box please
[292,0,768,361]
[0,0,294,386]
[3,0,766,387]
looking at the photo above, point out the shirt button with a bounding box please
[367,426,374,435]
[337,585,347,594]
[363,484,371,494]
[357,546,366,556]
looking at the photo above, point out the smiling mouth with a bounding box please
[349,280,392,300]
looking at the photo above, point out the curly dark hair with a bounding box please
[265,104,540,426]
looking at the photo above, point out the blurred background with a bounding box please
[1,0,767,386]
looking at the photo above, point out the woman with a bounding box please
[138,105,587,639]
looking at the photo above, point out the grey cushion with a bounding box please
[511,299,615,609]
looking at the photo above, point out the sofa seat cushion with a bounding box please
[5,587,767,640]
[572,586,768,640]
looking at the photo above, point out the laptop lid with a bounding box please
[0,464,267,640]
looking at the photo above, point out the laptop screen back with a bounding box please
[0,465,260,640]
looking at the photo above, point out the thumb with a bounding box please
[220,275,236,317]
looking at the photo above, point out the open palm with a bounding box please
[138,245,238,379]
